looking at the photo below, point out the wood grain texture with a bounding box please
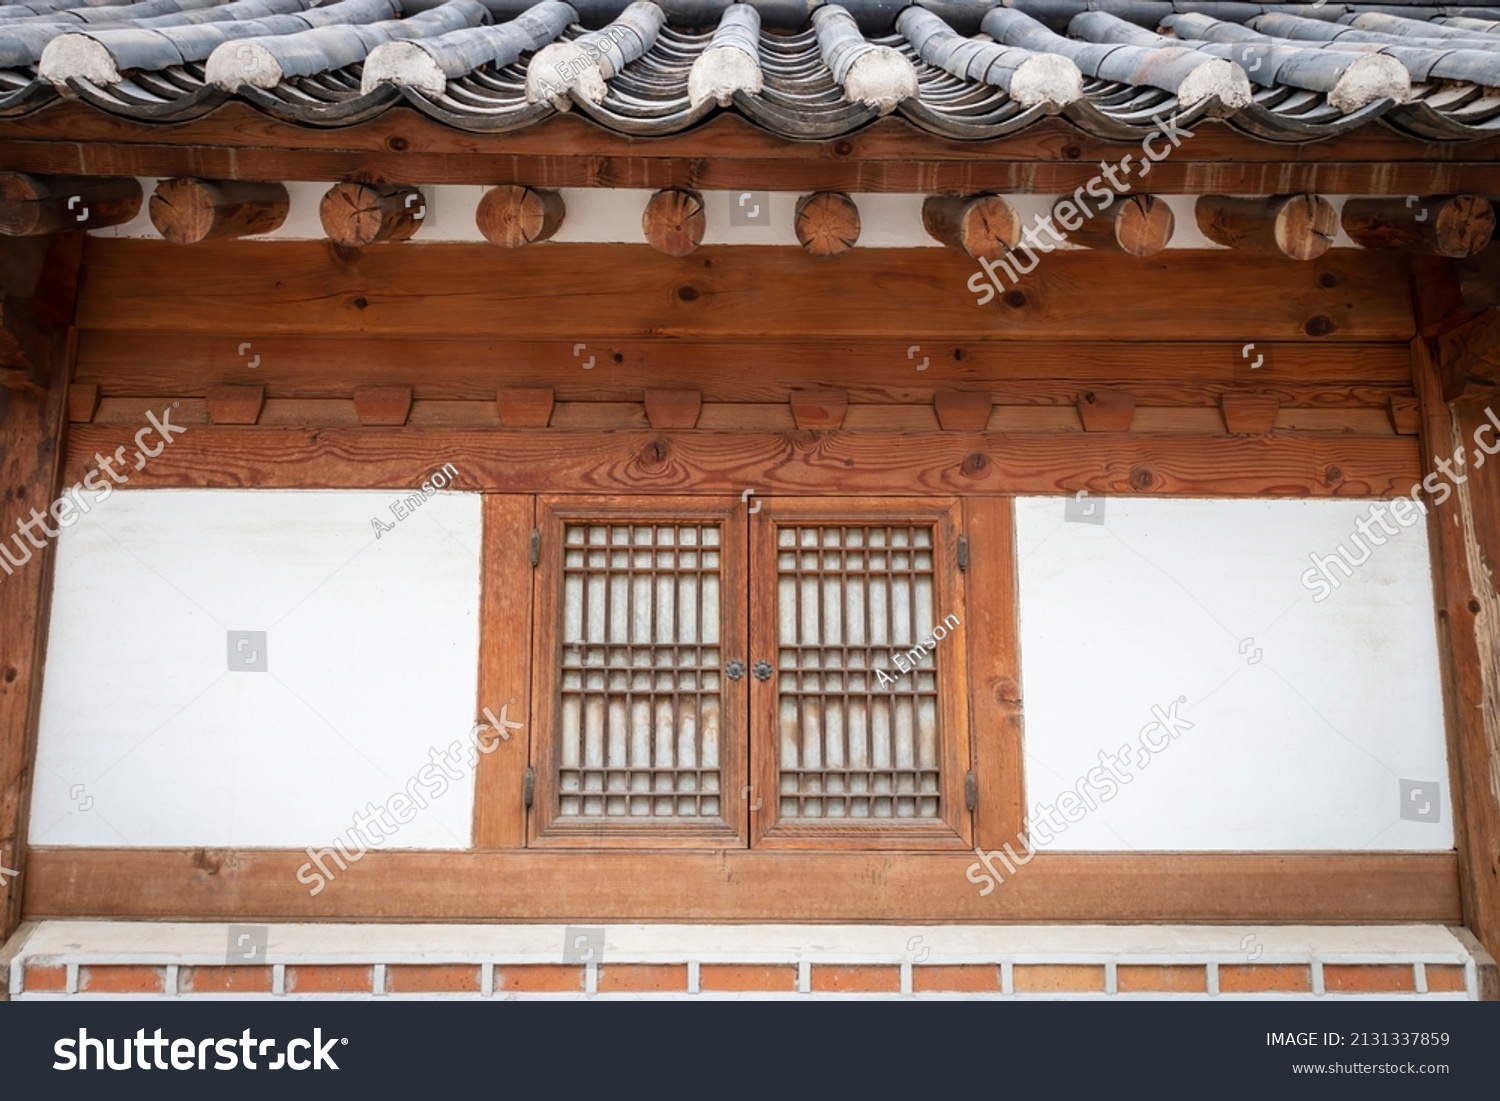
[20,848,1461,922]
[1077,389,1136,432]
[795,192,860,257]
[476,185,564,247]
[1342,196,1495,259]
[61,425,1420,497]
[5,107,1500,194]
[147,178,289,245]
[72,240,1414,342]
[922,195,1018,261]
[472,496,534,850]
[1196,195,1339,261]
[0,233,80,942]
[641,189,704,257]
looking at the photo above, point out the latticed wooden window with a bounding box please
[531,495,969,850]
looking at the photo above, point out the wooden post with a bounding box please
[0,173,142,236]
[477,185,566,248]
[642,189,705,257]
[1063,194,1175,257]
[1195,194,1338,261]
[1342,196,1494,259]
[148,178,290,244]
[921,195,1018,262]
[0,234,81,957]
[795,192,860,257]
[319,181,425,248]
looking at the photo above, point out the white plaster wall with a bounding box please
[91,181,1362,249]
[29,489,483,848]
[1015,496,1453,851]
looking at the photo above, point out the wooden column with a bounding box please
[1343,196,1494,259]
[1411,254,1500,971]
[477,185,565,247]
[921,195,1018,261]
[0,233,81,960]
[0,173,141,236]
[148,178,290,244]
[319,180,425,247]
[1063,194,1175,257]
[642,189,704,257]
[1196,194,1338,261]
[795,192,860,257]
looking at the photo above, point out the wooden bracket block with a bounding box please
[933,389,992,431]
[496,388,554,427]
[1440,307,1500,403]
[1220,393,1280,434]
[67,382,99,423]
[206,384,265,425]
[644,389,702,429]
[353,385,412,426]
[1077,389,1136,432]
[1387,395,1421,435]
[790,388,849,430]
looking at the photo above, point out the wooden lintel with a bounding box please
[352,385,412,426]
[789,388,849,430]
[67,382,99,423]
[205,384,265,425]
[933,388,992,431]
[1439,308,1500,403]
[1077,389,1136,432]
[1220,393,1280,434]
[496,387,555,427]
[643,389,702,429]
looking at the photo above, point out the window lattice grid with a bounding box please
[776,525,942,820]
[558,523,723,820]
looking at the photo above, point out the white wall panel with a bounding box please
[29,489,483,848]
[1015,496,1452,851]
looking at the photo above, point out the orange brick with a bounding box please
[24,964,66,993]
[598,965,688,993]
[1117,965,1207,993]
[1425,965,1467,993]
[1219,965,1312,994]
[286,965,372,994]
[1323,965,1415,993]
[180,966,273,994]
[699,965,798,992]
[387,965,481,994]
[495,965,583,993]
[1013,965,1105,993]
[80,966,165,994]
[912,965,1001,993]
[810,966,900,993]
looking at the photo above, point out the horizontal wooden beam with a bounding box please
[22,848,1460,923]
[2,107,1499,194]
[63,425,1419,497]
[74,239,1415,342]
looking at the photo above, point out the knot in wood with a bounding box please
[1128,466,1155,491]
[960,452,990,479]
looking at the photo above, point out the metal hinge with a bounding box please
[957,535,969,572]
[965,770,977,811]
[529,528,540,568]
[524,767,535,808]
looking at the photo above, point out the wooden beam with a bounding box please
[20,848,1460,923]
[1061,194,1174,257]
[642,188,704,257]
[1341,196,1495,259]
[476,185,565,247]
[4,106,1500,195]
[0,233,81,948]
[0,173,141,237]
[319,180,424,248]
[1439,308,1500,404]
[1196,195,1338,262]
[62,425,1419,497]
[795,192,860,257]
[147,178,289,244]
[922,195,1017,262]
[71,240,1417,343]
